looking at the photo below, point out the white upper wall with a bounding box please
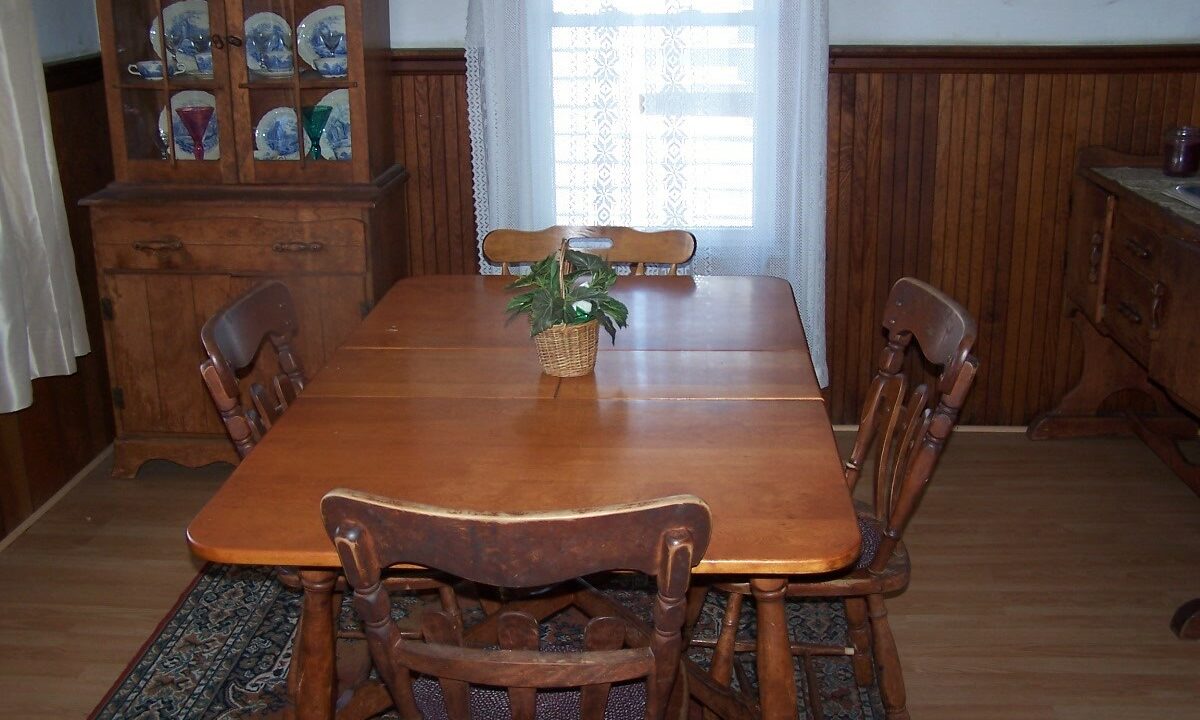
[388,0,1198,47]
[31,0,1199,61]
[831,0,1200,45]
[33,0,101,62]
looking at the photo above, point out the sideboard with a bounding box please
[1028,146,1200,639]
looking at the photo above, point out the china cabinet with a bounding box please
[84,0,408,477]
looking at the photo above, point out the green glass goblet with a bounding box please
[301,104,332,160]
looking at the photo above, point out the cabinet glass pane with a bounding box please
[112,0,214,81]
[248,87,350,163]
[242,1,351,84]
[242,0,299,82]
[124,88,221,162]
[301,87,352,162]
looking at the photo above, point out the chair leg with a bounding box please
[844,597,875,686]
[866,594,909,720]
[710,592,743,686]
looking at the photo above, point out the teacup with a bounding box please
[194,51,214,76]
[314,56,348,78]
[259,50,293,73]
[127,59,174,79]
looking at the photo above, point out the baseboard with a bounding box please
[0,444,113,555]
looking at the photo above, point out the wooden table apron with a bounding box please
[186,275,859,720]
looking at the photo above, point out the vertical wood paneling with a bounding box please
[825,57,1200,424]
[386,48,1200,425]
[392,53,477,276]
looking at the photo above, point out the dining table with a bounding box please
[186,274,861,720]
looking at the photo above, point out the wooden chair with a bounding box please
[483,226,696,275]
[323,491,713,720]
[199,280,307,459]
[688,278,979,720]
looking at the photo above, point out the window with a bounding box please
[543,1,761,229]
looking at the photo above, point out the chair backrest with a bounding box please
[483,226,697,276]
[322,491,712,720]
[199,281,306,458]
[844,277,979,572]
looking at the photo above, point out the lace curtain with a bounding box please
[466,0,828,384]
[0,0,90,413]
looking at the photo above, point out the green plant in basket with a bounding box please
[504,243,629,343]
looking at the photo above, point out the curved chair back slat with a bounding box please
[199,281,307,458]
[483,226,697,276]
[323,491,712,720]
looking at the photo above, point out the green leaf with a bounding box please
[596,311,618,344]
[597,297,629,328]
[529,293,555,336]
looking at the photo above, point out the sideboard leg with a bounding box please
[1029,312,1194,439]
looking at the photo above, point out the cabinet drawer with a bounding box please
[93,216,366,274]
[1111,212,1163,277]
[1103,259,1154,365]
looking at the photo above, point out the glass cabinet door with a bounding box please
[227,0,359,183]
[100,0,238,182]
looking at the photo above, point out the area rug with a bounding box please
[91,565,884,719]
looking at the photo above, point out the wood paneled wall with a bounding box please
[0,57,115,536]
[389,46,1200,426]
[391,51,478,275]
[825,47,1200,424]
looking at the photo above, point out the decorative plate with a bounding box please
[244,11,291,72]
[149,0,211,74]
[254,107,312,160]
[158,90,220,161]
[317,89,352,160]
[296,5,346,71]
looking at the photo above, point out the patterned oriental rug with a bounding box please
[90,565,884,719]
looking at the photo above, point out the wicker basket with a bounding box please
[534,319,599,377]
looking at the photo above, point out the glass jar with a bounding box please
[1163,126,1200,177]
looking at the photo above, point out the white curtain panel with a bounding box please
[0,0,90,413]
[466,0,829,384]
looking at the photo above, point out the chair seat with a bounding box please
[411,674,645,720]
[854,511,883,570]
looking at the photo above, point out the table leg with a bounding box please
[293,570,338,720]
[751,578,797,720]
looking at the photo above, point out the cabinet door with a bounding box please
[1064,178,1115,324]
[102,272,366,435]
[224,0,361,184]
[1149,238,1200,415]
[98,0,239,183]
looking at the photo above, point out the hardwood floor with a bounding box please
[0,434,1196,718]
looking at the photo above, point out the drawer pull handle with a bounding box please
[1124,237,1152,260]
[1116,301,1142,325]
[132,239,183,254]
[272,241,325,253]
[1151,282,1166,330]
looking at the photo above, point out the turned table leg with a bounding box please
[751,578,797,720]
[292,570,338,720]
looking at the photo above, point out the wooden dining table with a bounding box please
[186,274,861,720]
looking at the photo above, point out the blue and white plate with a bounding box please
[149,0,211,74]
[296,5,346,71]
[158,90,220,161]
[244,11,291,73]
[317,89,352,160]
[254,107,312,160]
